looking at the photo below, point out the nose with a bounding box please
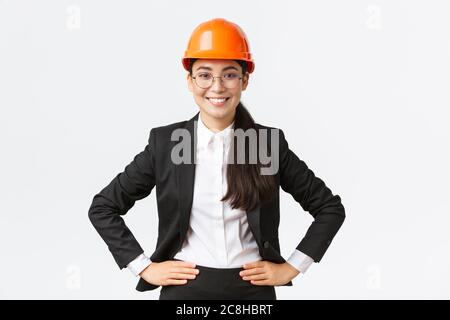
[210,77,226,92]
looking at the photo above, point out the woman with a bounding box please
[88,18,346,300]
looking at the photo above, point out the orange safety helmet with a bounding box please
[182,18,255,74]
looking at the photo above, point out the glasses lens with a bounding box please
[223,73,240,89]
[195,73,212,89]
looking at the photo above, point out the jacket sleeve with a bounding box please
[278,129,345,263]
[88,128,157,269]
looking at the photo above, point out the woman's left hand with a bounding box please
[239,261,300,286]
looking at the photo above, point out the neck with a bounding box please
[199,110,235,132]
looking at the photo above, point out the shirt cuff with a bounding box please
[127,253,152,277]
[286,249,314,274]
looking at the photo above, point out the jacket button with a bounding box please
[263,241,270,248]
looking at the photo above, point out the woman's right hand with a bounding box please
[139,260,200,286]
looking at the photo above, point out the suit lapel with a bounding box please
[245,204,262,247]
[176,113,198,247]
[176,112,262,250]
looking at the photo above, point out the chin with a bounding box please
[202,105,232,118]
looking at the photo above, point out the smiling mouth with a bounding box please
[206,97,230,100]
[206,97,230,106]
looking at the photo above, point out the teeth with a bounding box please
[208,98,227,103]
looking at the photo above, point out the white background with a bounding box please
[1,0,449,299]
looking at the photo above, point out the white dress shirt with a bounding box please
[127,115,314,277]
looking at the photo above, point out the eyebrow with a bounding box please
[195,66,239,72]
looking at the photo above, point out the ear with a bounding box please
[241,72,250,91]
[187,73,193,92]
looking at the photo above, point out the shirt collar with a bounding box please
[197,114,234,150]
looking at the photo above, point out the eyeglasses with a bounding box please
[192,72,243,89]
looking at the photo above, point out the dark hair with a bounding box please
[189,58,277,212]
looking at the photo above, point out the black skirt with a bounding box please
[159,261,276,300]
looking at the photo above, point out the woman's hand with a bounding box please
[239,261,300,286]
[139,260,200,286]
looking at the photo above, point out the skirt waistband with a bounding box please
[173,258,247,273]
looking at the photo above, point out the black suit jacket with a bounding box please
[88,112,346,292]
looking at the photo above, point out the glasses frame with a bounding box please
[192,72,243,89]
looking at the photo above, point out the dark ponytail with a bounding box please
[189,59,277,212]
[222,102,277,211]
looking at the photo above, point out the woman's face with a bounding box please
[187,59,249,126]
